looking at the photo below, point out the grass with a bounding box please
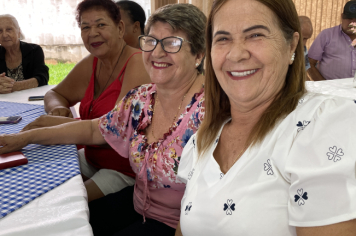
[47,63,76,85]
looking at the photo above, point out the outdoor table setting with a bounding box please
[0,86,91,236]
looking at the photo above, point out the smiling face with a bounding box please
[211,0,298,110]
[80,9,123,58]
[142,21,202,88]
[0,17,20,49]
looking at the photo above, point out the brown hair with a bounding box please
[76,0,121,27]
[145,3,206,74]
[197,0,306,155]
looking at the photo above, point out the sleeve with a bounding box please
[308,29,329,62]
[98,88,140,158]
[287,97,356,227]
[30,45,49,86]
[177,133,197,184]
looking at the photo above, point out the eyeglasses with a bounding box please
[138,35,192,54]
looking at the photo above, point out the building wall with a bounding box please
[0,0,151,63]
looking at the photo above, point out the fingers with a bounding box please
[0,134,27,155]
[21,115,48,132]
[48,107,73,117]
[0,80,14,94]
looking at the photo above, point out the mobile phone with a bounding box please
[0,116,22,124]
[28,96,44,101]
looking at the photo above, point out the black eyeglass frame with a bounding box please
[138,35,192,54]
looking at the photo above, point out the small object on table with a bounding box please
[0,116,22,124]
[28,95,45,101]
[0,151,28,170]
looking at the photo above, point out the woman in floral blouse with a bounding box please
[0,3,206,236]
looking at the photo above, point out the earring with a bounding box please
[291,53,295,61]
[196,62,199,67]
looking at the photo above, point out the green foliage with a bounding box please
[47,63,76,85]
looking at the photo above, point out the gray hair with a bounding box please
[145,4,206,74]
[0,14,25,40]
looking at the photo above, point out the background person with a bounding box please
[116,0,146,49]
[3,3,207,235]
[176,0,356,235]
[308,0,356,81]
[23,0,151,203]
[298,15,313,72]
[0,14,49,94]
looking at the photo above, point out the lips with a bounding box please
[152,61,171,69]
[91,42,103,48]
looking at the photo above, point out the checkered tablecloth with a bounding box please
[0,101,80,219]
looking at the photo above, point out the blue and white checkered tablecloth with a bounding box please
[0,101,80,219]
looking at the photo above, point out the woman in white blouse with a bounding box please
[176,0,356,235]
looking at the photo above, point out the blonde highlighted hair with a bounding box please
[197,0,306,155]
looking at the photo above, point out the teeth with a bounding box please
[153,62,169,68]
[231,69,257,77]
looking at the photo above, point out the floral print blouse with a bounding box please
[98,83,205,228]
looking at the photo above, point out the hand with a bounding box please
[0,73,15,94]
[48,106,73,118]
[22,115,76,131]
[0,133,29,154]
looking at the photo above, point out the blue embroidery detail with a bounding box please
[327,146,344,162]
[223,199,235,215]
[185,202,192,215]
[296,120,310,132]
[294,188,308,206]
[188,169,195,180]
[164,185,171,188]
[215,137,219,145]
[220,173,224,179]
[264,159,274,175]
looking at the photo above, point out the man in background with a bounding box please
[308,1,356,80]
[298,16,313,72]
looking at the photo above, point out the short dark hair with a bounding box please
[116,0,146,34]
[76,0,121,27]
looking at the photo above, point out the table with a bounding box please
[0,86,92,236]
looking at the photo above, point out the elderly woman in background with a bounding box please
[116,0,146,49]
[176,0,356,235]
[0,3,206,235]
[0,14,49,94]
[23,0,151,203]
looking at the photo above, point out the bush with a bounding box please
[47,63,76,85]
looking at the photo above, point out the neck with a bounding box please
[99,41,126,69]
[229,96,274,133]
[156,71,201,104]
[5,41,21,61]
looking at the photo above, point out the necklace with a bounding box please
[96,44,126,99]
[90,44,126,112]
[151,72,198,140]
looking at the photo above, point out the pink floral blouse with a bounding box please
[98,83,205,228]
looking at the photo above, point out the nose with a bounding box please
[88,27,99,37]
[226,41,250,63]
[151,41,167,58]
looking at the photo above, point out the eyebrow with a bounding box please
[243,25,270,33]
[213,30,230,38]
[81,18,104,25]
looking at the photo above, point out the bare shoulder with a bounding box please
[52,54,95,102]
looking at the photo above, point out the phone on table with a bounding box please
[0,116,22,124]
[28,95,44,101]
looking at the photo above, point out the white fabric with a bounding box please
[78,149,135,195]
[178,92,356,236]
[0,86,90,236]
